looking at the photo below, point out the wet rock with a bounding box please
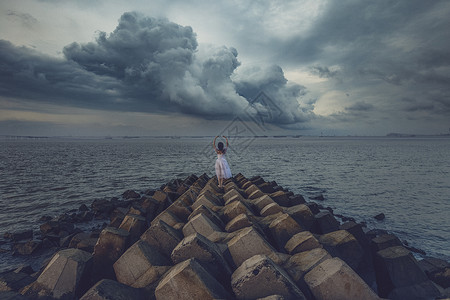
[4,230,33,242]
[305,202,320,215]
[231,255,306,300]
[141,220,183,258]
[374,213,385,221]
[79,204,89,212]
[92,227,130,281]
[21,248,93,299]
[155,258,230,300]
[227,226,277,268]
[80,279,145,300]
[319,230,363,272]
[285,231,322,255]
[374,246,433,298]
[113,240,170,288]
[0,270,34,292]
[122,189,140,199]
[419,257,450,288]
[311,194,325,201]
[0,291,28,299]
[304,257,381,300]
[69,232,91,248]
[12,240,41,256]
[313,211,340,234]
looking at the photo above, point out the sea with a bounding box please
[0,136,449,271]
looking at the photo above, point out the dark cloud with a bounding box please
[0,12,311,127]
[310,66,339,79]
[345,102,374,112]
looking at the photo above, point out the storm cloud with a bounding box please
[0,12,311,125]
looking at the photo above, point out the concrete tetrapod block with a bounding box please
[92,227,130,281]
[318,230,363,271]
[119,214,147,244]
[374,245,437,298]
[155,258,230,300]
[0,270,34,292]
[21,249,93,299]
[371,233,402,253]
[223,201,251,222]
[140,220,183,258]
[269,191,291,207]
[313,211,340,234]
[151,210,183,228]
[304,257,381,300]
[171,233,232,287]
[268,213,303,251]
[113,240,171,288]
[227,226,277,268]
[285,231,322,255]
[80,279,145,300]
[252,195,276,212]
[192,194,222,211]
[248,189,266,200]
[164,199,192,222]
[283,248,332,285]
[188,204,225,229]
[260,202,284,217]
[224,193,245,206]
[182,213,223,239]
[226,214,252,233]
[231,255,306,300]
[284,204,315,231]
[244,184,260,197]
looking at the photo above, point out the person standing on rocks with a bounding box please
[213,136,232,188]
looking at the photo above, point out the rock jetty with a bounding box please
[1,173,449,299]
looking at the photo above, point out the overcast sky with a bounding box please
[1,0,449,136]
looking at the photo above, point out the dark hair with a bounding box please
[217,142,224,151]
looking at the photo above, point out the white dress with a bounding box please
[215,149,232,179]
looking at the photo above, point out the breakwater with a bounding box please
[1,173,449,299]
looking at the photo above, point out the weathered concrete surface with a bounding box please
[371,233,402,253]
[284,205,315,231]
[227,226,277,268]
[252,195,275,212]
[182,213,223,238]
[155,258,230,300]
[284,231,322,255]
[171,233,232,286]
[80,279,145,300]
[92,227,130,281]
[0,270,34,292]
[260,203,284,217]
[119,214,147,244]
[231,255,306,300]
[0,291,28,300]
[374,246,440,298]
[225,214,252,233]
[319,230,363,271]
[283,248,332,285]
[313,211,340,234]
[268,213,303,251]
[189,204,225,229]
[21,249,93,299]
[304,257,381,300]
[223,201,252,223]
[113,240,170,288]
[141,220,183,258]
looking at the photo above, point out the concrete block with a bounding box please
[318,230,363,271]
[188,204,225,229]
[227,226,277,267]
[92,227,130,281]
[260,203,284,217]
[119,214,147,244]
[21,249,93,299]
[304,257,380,300]
[151,210,183,228]
[268,213,303,251]
[248,190,265,200]
[80,279,145,300]
[155,258,230,300]
[223,201,251,222]
[113,240,171,288]
[284,248,332,284]
[371,233,402,253]
[0,270,34,292]
[269,191,290,207]
[252,195,276,212]
[182,213,223,239]
[231,255,306,300]
[192,194,222,211]
[244,184,260,197]
[140,220,183,258]
[285,231,322,255]
[226,213,252,233]
[285,204,315,231]
[313,211,340,234]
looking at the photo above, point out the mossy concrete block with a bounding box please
[231,255,306,300]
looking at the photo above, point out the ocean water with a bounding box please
[0,136,449,270]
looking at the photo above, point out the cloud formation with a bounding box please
[0,11,311,127]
